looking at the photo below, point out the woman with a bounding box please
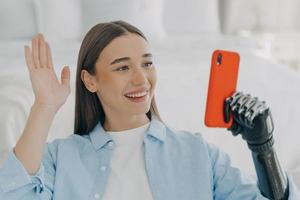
[0,21,299,199]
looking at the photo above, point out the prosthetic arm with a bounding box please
[224,91,289,200]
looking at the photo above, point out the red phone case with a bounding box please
[204,50,240,128]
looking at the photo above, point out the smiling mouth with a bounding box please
[124,91,149,102]
[124,90,148,97]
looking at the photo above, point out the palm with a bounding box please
[25,34,70,109]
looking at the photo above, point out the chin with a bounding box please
[129,104,151,115]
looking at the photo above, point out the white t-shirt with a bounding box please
[102,122,154,200]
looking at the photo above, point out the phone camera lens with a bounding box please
[217,53,222,65]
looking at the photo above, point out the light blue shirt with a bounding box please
[0,116,299,199]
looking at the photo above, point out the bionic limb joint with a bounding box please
[224,91,289,200]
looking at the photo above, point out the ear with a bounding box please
[81,69,98,93]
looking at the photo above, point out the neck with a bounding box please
[103,114,150,132]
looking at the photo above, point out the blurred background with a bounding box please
[1,0,300,187]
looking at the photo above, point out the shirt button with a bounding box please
[94,193,100,199]
[100,166,106,171]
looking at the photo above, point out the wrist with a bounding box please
[32,102,60,114]
[247,136,274,153]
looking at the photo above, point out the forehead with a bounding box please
[99,33,151,63]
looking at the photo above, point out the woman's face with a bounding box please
[85,33,157,120]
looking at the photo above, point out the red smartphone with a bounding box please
[204,50,240,128]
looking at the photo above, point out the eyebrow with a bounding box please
[110,53,153,65]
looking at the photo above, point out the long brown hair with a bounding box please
[74,20,164,135]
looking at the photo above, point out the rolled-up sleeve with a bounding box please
[0,145,55,199]
[206,142,300,200]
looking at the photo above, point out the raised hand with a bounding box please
[24,33,71,111]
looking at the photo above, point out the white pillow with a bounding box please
[34,0,82,41]
[0,0,37,40]
[81,0,167,42]
[163,0,220,35]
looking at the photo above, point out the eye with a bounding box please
[115,66,129,71]
[143,62,153,68]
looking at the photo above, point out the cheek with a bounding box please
[98,83,125,106]
[97,74,122,97]
[104,84,122,96]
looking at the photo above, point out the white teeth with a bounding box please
[125,91,147,98]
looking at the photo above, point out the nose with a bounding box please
[132,67,147,85]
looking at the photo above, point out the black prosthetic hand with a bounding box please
[224,91,289,200]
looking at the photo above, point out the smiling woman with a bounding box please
[75,21,163,134]
[0,20,300,200]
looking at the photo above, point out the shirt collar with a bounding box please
[89,115,167,151]
[145,115,167,142]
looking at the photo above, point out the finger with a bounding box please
[45,42,53,69]
[224,98,231,123]
[229,121,242,136]
[39,34,47,68]
[32,34,40,68]
[24,45,35,70]
[61,66,70,87]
